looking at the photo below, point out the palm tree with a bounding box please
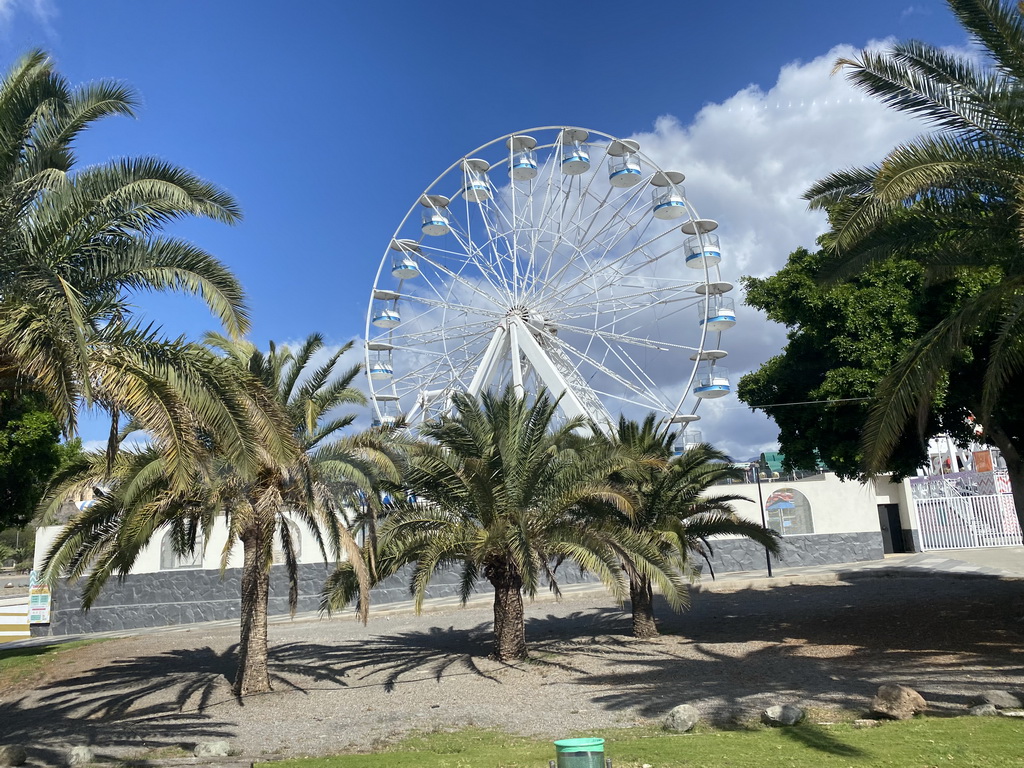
[361,387,656,661]
[0,50,251,483]
[205,333,405,694]
[39,334,404,696]
[610,415,779,638]
[802,0,1024,515]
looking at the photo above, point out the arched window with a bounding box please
[764,488,814,536]
[272,519,303,565]
[159,530,204,570]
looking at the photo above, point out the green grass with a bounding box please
[259,719,1024,768]
[0,638,106,687]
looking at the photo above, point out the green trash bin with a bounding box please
[553,737,605,768]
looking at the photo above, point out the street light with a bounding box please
[754,459,774,578]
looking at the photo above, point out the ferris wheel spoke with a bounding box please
[610,288,715,336]
[554,321,699,353]
[384,317,502,347]
[553,283,703,317]
[392,331,491,393]
[569,276,704,325]
[399,292,505,319]
[535,225,684,307]
[548,333,667,410]
[533,149,592,295]
[566,327,675,403]
[615,242,694,280]
[596,333,672,405]
[478,187,526,293]
[388,341,491,403]
[476,206,516,300]
[425,228,513,303]
[415,245,512,309]
[521,164,570,302]
[451,196,518,306]
[561,182,656,275]
[588,384,668,412]
[572,180,651,258]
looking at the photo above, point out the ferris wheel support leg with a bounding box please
[509,327,525,397]
[509,318,602,431]
[466,325,508,399]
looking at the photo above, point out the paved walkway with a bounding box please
[698,546,1024,590]
[5,546,1023,651]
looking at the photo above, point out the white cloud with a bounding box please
[902,5,931,18]
[626,42,931,461]
[0,0,56,35]
[81,436,150,454]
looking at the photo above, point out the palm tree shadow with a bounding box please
[272,622,524,692]
[269,607,636,693]
[570,578,1024,720]
[778,723,867,757]
[0,645,238,764]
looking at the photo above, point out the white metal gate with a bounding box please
[910,470,1023,550]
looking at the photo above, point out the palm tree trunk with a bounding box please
[629,574,659,638]
[234,525,271,696]
[489,565,527,661]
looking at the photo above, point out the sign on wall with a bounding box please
[973,450,994,473]
[28,570,51,624]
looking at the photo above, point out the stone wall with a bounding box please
[705,531,884,575]
[32,530,883,637]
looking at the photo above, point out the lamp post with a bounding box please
[754,463,773,578]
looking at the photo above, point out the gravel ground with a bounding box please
[2,573,1024,764]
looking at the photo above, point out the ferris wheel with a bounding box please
[364,126,735,440]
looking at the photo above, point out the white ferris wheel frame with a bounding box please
[364,125,731,437]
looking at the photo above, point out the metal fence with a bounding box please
[910,470,1022,550]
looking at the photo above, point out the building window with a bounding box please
[272,520,302,565]
[159,530,204,570]
[765,487,814,536]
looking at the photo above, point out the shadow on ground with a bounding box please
[1,574,1021,761]
[0,645,237,764]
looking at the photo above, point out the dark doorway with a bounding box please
[877,503,907,554]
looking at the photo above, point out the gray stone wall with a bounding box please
[33,530,883,637]
[705,531,884,575]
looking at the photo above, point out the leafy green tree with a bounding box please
[737,247,996,480]
[0,524,35,569]
[39,334,403,696]
[0,391,61,528]
[0,50,256,485]
[800,0,1024,514]
[610,415,778,638]
[357,387,642,661]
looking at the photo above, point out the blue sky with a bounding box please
[1,0,970,458]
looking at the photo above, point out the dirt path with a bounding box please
[1,573,1023,765]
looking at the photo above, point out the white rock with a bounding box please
[194,740,232,757]
[970,690,1022,709]
[663,704,700,732]
[0,746,26,767]
[67,745,94,766]
[870,684,927,720]
[761,704,805,727]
